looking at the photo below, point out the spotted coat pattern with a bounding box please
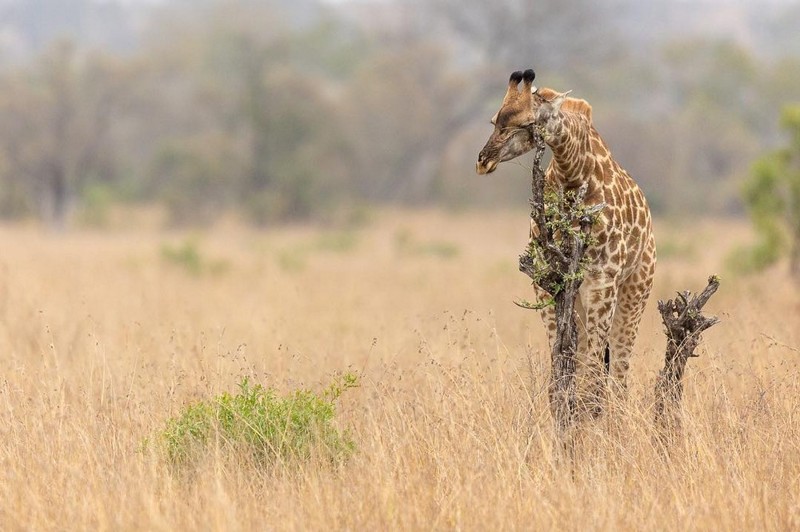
[477,71,656,410]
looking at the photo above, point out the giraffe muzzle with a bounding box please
[476,157,498,175]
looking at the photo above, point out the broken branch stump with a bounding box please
[654,275,721,440]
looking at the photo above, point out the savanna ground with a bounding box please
[0,209,798,531]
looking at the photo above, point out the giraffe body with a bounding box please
[477,70,656,411]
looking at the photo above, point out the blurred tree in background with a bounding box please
[739,105,800,278]
[0,41,134,228]
[0,0,795,228]
[134,2,356,225]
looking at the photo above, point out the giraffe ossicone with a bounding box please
[477,69,657,414]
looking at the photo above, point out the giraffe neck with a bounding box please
[544,112,606,199]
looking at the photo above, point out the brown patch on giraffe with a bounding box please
[626,202,635,222]
[607,232,621,252]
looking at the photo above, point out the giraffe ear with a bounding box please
[546,90,572,113]
[535,90,571,122]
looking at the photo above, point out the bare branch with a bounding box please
[654,275,722,443]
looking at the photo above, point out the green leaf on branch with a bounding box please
[514,297,555,310]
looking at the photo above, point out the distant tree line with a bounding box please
[0,0,797,228]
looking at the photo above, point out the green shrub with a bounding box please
[151,374,358,469]
[160,239,230,276]
[275,246,308,273]
[737,104,800,277]
[77,183,117,228]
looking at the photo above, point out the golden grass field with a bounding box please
[0,209,798,531]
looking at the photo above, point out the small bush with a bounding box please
[77,183,117,228]
[151,374,358,469]
[726,237,783,275]
[160,240,230,276]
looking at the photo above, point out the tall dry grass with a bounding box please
[0,210,798,530]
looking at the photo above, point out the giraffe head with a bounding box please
[476,69,577,175]
[476,69,537,175]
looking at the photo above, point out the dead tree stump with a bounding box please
[517,130,604,449]
[654,275,721,441]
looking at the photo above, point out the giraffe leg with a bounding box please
[607,260,655,397]
[576,282,618,418]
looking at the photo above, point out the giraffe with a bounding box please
[476,69,656,414]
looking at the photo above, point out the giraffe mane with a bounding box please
[536,87,593,122]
